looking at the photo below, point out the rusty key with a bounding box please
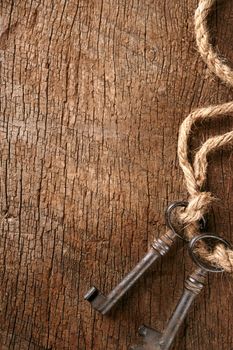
[130,268,206,350]
[130,233,231,350]
[84,201,197,315]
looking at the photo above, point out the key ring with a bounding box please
[165,201,207,242]
[188,233,232,273]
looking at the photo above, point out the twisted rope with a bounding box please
[178,0,233,272]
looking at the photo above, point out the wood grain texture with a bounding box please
[0,1,233,349]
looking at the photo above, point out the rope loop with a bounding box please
[178,0,233,272]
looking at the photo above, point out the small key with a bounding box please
[84,201,190,315]
[130,268,207,350]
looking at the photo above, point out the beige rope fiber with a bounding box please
[177,0,233,272]
[195,0,233,87]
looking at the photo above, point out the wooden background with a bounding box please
[1,0,233,349]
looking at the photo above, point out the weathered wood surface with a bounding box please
[1,1,233,349]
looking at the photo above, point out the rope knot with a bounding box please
[180,191,214,225]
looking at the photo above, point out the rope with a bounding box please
[177,0,233,272]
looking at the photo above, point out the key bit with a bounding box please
[130,268,207,350]
[84,201,189,315]
[131,326,162,350]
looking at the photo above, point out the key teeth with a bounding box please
[84,286,100,302]
[138,324,148,337]
[131,325,162,350]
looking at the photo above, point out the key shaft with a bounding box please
[131,268,206,350]
[161,268,206,349]
[84,230,176,314]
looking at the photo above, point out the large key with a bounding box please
[130,268,206,350]
[84,201,190,315]
[130,233,231,350]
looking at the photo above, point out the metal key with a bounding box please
[130,233,231,350]
[84,229,176,314]
[130,268,206,350]
[84,201,189,315]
